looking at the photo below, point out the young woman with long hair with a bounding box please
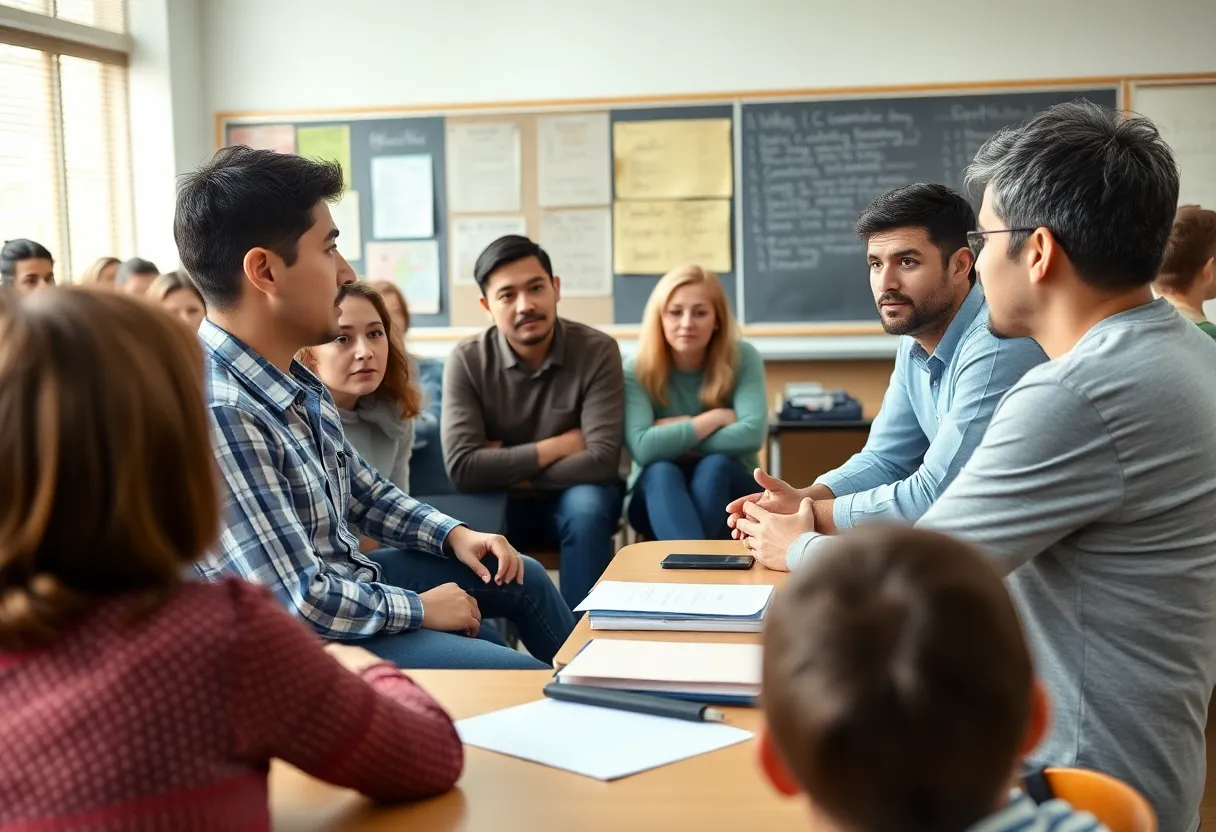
[300,281,421,491]
[0,289,462,829]
[624,265,767,540]
[369,279,451,495]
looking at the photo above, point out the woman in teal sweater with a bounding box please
[624,265,767,540]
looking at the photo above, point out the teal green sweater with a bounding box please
[623,340,767,490]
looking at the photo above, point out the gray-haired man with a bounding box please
[787,101,1216,831]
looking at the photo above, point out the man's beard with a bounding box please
[876,285,955,337]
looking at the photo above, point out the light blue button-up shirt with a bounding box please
[790,285,1045,568]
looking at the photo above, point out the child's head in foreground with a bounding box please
[759,525,1047,830]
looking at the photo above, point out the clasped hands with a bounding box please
[726,470,817,572]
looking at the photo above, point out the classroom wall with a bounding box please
[200,0,1216,118]
[127,0,209,269]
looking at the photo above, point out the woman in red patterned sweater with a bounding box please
[0,289,464,830]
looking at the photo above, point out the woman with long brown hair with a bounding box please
[624,264,767,540]
[301,281,420,491]
[368,280,451,495]
[0,289,461,829]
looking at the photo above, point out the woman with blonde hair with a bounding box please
[148,269,206,330]
[80,256,120,287]
[624,265,767,540]
[300,281,420,492]
[0,289,462,828]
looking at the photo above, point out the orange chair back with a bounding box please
[1043,767,1156,832]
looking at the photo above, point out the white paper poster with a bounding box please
[537,112,611,207]
[451,215,528,286]
[370,154,434,239]
[539,208,612,297]
[329,190,362,261]
[446,122,522,213]
[365,240,441,315]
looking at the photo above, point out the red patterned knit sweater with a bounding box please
[0,579,463,830]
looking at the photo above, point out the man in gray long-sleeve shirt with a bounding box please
[788,103,1216,831]
[443,235,625,607]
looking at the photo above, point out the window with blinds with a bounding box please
[0,0,131,280]
[1,0,126,33]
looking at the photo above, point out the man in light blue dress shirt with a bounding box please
[729,184,1045,568]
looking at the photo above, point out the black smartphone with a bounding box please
[659,554,756,570]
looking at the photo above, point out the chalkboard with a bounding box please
[347,117,449,327]
[740,88,1118,324]
[610,104,736,324]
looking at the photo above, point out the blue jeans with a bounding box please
[505,482,625,609]
[355,548,575,670]
[628,454,756,540]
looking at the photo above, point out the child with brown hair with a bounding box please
[759,525,1112,831]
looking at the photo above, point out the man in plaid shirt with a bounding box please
[177,146,575,669]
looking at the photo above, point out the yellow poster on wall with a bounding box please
[613,199,732,274]
[613,119,733,200]
[297,125,353,187]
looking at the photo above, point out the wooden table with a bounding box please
[554,539,787,667]
[270,541,798,831]
[269,669,806,831]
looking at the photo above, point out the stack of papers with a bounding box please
[456,698,753,780]
[574,581,774,632]
[557,639,763,701]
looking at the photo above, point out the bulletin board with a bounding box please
[217,73,1214,335]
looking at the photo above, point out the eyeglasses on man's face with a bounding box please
[966,228,1039,258]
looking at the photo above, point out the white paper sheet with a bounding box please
[329,191,362,262]
[574,582,774,616]
[364,239,441,314]
[456,698,752,781]
[560,640,763,687]
[450,215,528,286]
[537,112,611,207]
[538,208,612,297]
[447,122,522,213]
[371,154,434,239]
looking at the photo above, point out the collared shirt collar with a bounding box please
[199,318,314,413]
[495,317,566,375]
[908,283,985,368]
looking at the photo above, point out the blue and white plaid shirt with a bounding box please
[194,320,461,638]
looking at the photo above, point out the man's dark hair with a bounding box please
[473,235,553,293]
[965,100,1179,291]
[116,257,159,285]
[855,183,976,283]
[763,525,1033,831]
[0,239,53,283]
[174,146,344,309]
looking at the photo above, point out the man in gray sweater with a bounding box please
[779,102,1216,830]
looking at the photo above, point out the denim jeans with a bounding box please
[628,454,756,541]
[505,482,625,609]
[355,548,575,670]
